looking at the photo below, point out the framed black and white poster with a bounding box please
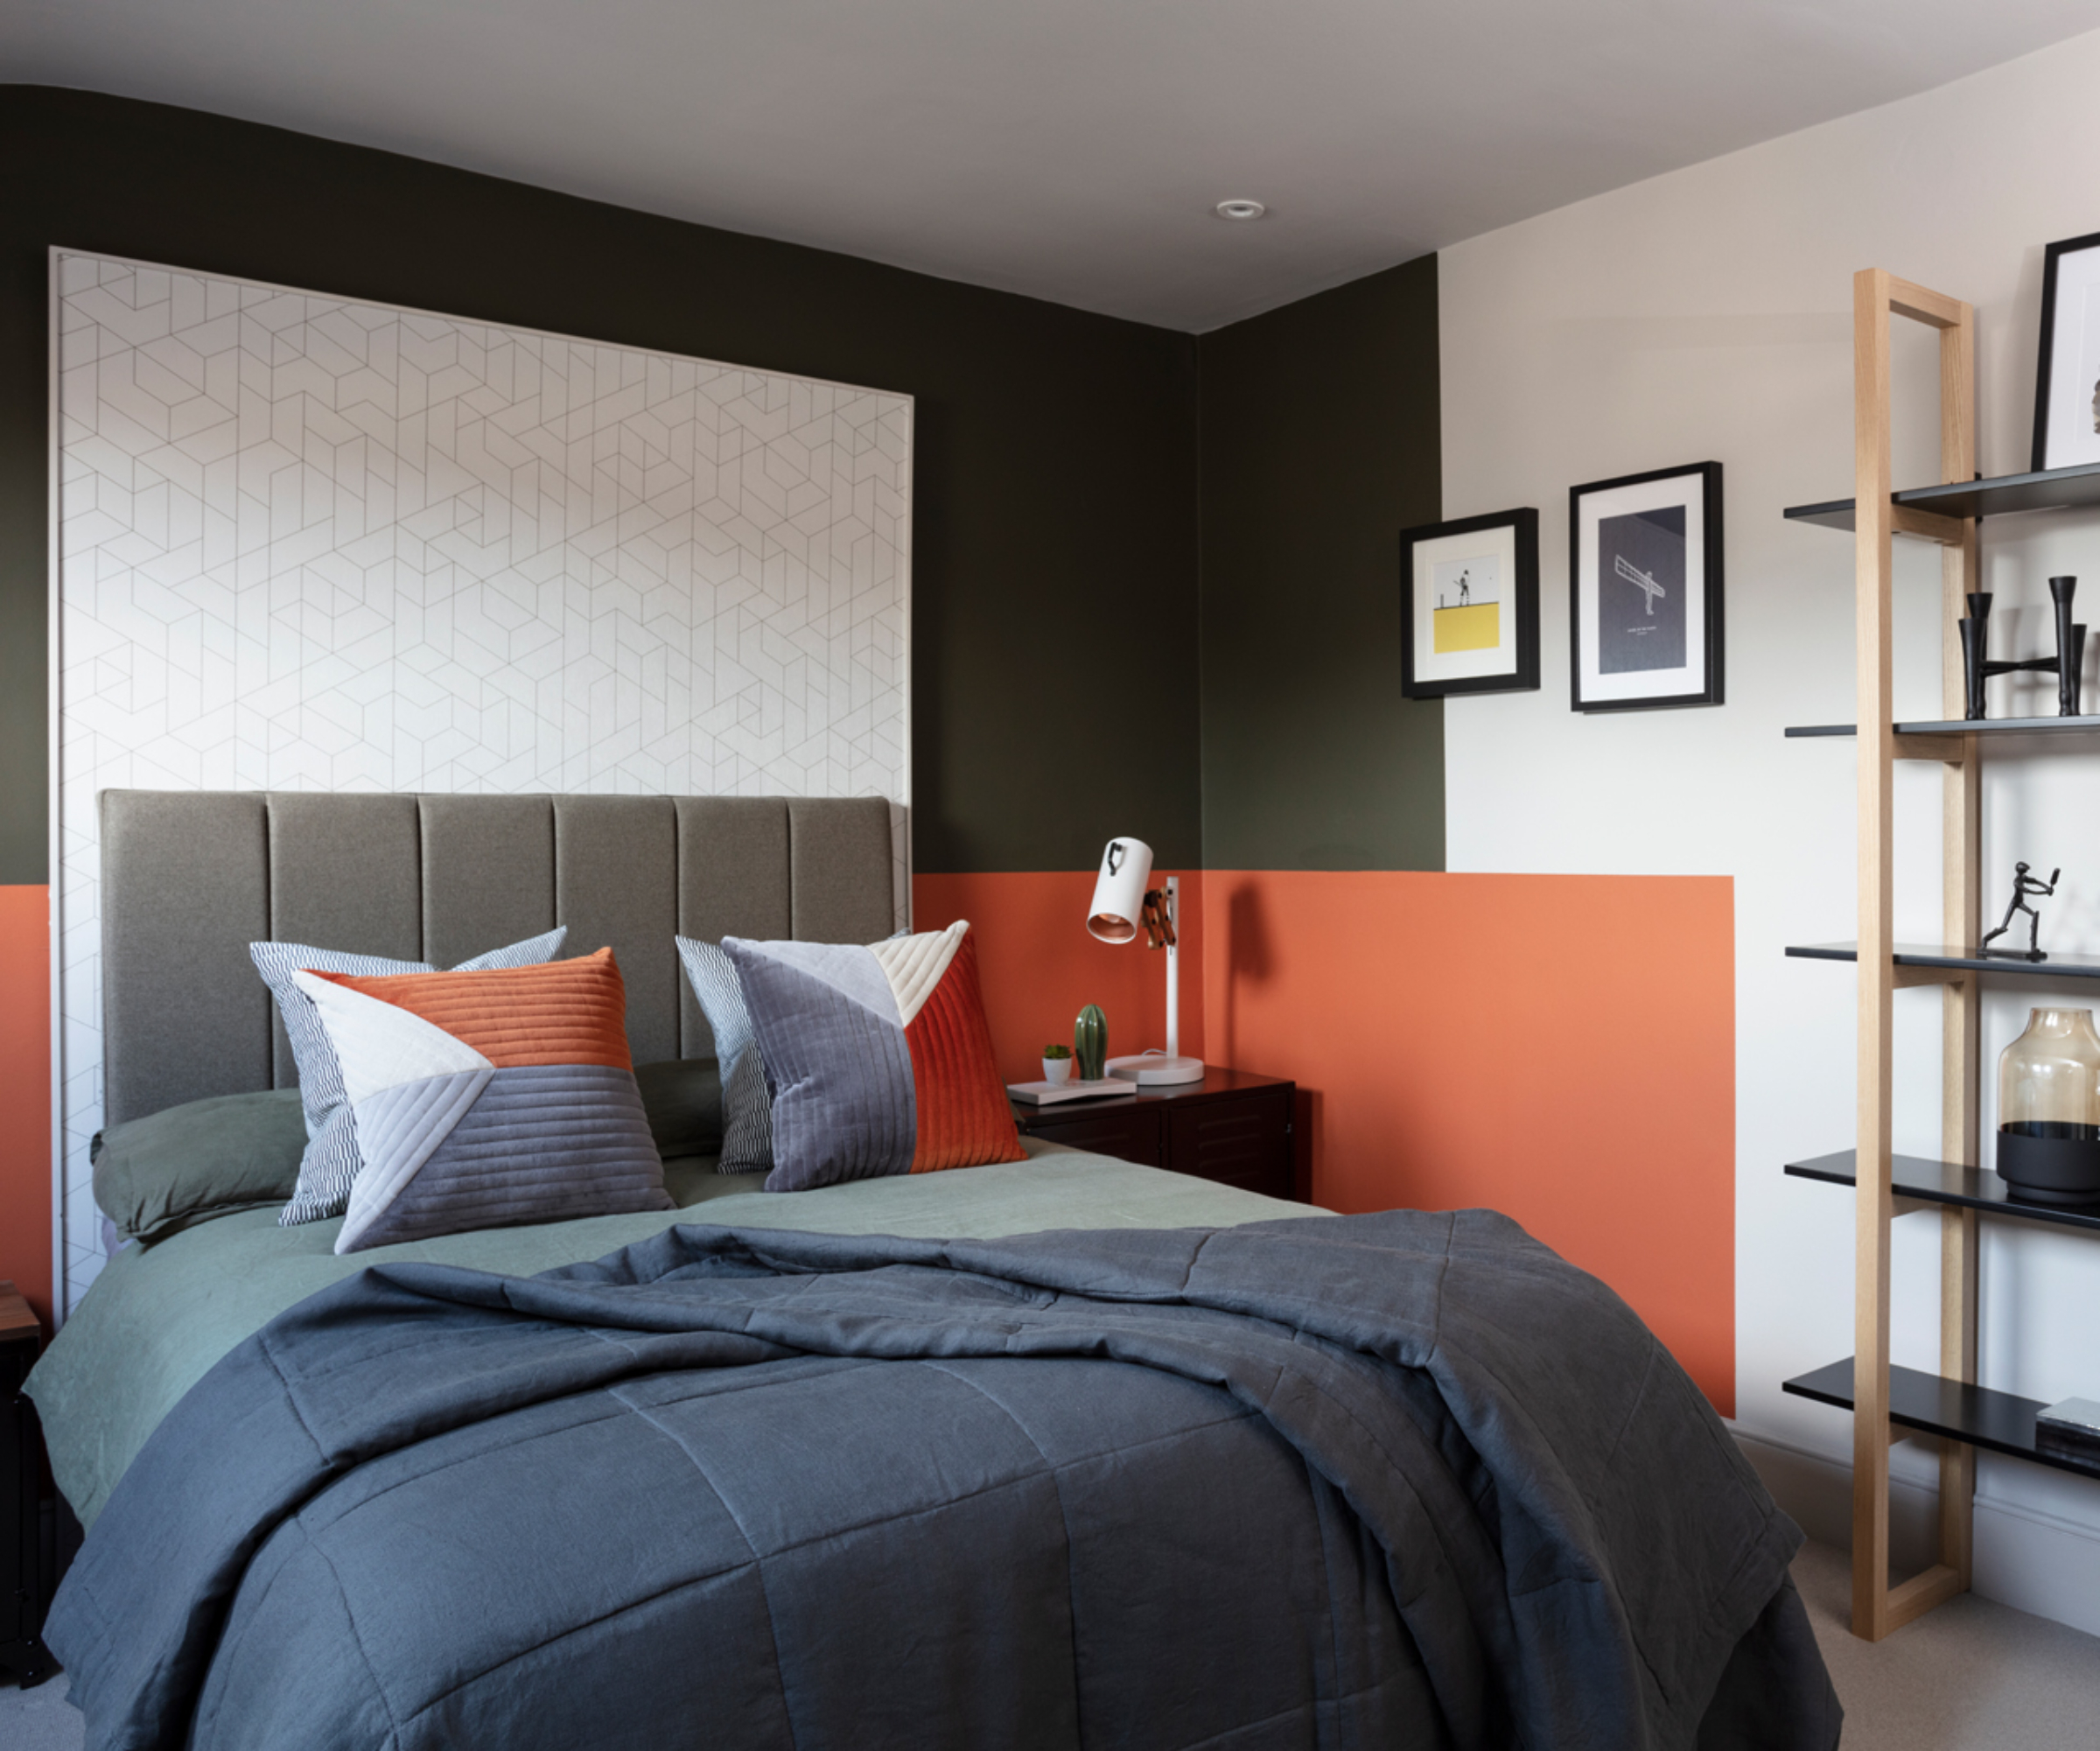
[1398,507,1539,699]
[2031,231,2100,473]
[1569,461,1723,712]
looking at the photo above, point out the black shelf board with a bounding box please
[1786,1149,2100,1233]
[1783,1358,2100,1480]
[1785,714,2100,739]
[1784,498,1860,532]
[1787,942,2100,979]
[1783,460,2100,531]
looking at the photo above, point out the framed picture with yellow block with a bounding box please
[1399,507,1539,698]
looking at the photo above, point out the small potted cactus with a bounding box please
[1041,1042,1074,1085]
[1074,1005,1107,1082]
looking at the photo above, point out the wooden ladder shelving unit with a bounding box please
[1851,268,1980,1640]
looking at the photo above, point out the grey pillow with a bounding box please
[92,1089,307,1244]
[253,927,568,1224]
[634,1058,723,1159]
[670,929,911,1174]
[674,935,775,1173]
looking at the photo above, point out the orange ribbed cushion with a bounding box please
[904,932,1026,1173]
[312,947,634,1071]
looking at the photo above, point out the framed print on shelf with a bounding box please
[2031,231,2100,473]
[1398,507,1539,699]
[1569,461,1723,712]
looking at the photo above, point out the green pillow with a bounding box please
[92,1089,308,1244]
[634,1058,724,1159]
[94,1066,724,1246]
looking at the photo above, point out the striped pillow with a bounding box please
[253,927,566,1224]
[674,935,775,1173]
[724,921,1024,1193]
[293,947,669,1253]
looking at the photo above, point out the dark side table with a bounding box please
[1010,1068,1298,1202]
[1,1280,53,1686]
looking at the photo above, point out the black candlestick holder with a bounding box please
[1959,578,2086,721]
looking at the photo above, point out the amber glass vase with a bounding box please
[1997,1006,2100,1204]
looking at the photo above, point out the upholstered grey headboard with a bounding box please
[100,791,897,1127]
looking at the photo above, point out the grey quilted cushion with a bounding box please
[340,1064,669,1253]
[253,927,567,1223]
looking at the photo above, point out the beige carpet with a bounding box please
[1794,1539,2100,1748]
[4,1541,2095,1747]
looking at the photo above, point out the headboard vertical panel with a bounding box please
[788,797,898,943]
[675,799,791,1059]
[554,796,680,1067]
[419,796,557,966]
[97,791,900,1120]
[102,791,272,1127]
[266,794,423,1087]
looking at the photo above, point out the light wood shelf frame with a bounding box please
[1850,268,1979,1640]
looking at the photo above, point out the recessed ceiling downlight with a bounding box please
[1214,200,1266,221]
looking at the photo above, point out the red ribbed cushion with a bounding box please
[905,930,1026,1173]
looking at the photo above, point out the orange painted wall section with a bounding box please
[0,887,51,1330]
[914,866,1732,1413]
[1200,870,1735,1412]
[913,872,1204,1088]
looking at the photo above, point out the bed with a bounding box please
[30,790,1840,1750]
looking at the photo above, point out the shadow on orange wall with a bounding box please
[1200,870,1735,1413]
[0,887,51,1330]
[913,872,1204,1088]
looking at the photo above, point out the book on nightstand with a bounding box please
[2035,1397,2100,1470]
[1005,1078,1136,1106]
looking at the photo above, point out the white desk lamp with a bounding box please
[1085,837,1204,1086]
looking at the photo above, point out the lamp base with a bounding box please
[1105,1053,1205,1087]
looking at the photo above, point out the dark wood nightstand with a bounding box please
[1011,1068,1298,1202]
[1,1281,53,1686]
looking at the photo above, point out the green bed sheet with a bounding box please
[29,1138,1325,1528]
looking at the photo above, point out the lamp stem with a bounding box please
[1166,875,1180,1060]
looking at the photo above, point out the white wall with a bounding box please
[1439,29,2100,1633]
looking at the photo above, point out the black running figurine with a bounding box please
[1980,862,2059,961]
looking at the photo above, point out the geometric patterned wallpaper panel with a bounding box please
[53,252,911,1313]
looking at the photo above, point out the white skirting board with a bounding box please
[1729,1423,2100,1638]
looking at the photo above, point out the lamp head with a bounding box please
[1086,837,1154,943]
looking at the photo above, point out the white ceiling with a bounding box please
[9,1,2100,331]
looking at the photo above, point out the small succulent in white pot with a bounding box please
[1041,1043,1074,1085]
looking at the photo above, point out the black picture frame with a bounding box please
[1398,507,1539,699]
[1568,461,1723,712]
[2031,231,2100,473]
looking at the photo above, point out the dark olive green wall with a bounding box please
[0,86,1201,880]
[4,90,1450,886]
[1196,256,1444,871]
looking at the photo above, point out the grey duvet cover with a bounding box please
[48,1208,1837,1751]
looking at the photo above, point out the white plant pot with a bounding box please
[1042,1057,1074,1086]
